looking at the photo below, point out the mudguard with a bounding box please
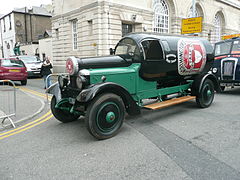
[45,82,62,103]
[76,82,140,116]
[191,73,221,95]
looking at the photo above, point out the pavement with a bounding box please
[0,86,45,130]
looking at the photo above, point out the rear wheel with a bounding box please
[51,96,79,123]
[85,93,125,140]
[196,79,215,108]
[21,80,27,85]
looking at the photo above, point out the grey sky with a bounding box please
[0,0,52,15]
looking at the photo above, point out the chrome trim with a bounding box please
[221,57,238,80]
[79,69,90,76]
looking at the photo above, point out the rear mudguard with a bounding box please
[77,82,140,116]
[191,73,220,95]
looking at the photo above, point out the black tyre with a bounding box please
[85,93,125,140]
[21,80,27,85]
[196,79,215,108]
[51,96,79,123]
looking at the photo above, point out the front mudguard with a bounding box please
[191,73,221,96]
[76,82,140,116]
[45,82,62,103]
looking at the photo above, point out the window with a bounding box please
[122,23,133,37]
[188,6,199,18]
[212,14,222,43]
[214,42,232,56]
[72,20,78,50]
[88,20,93,35]
[115,38,140,61]
[231,40,240,54]
[9,15,12,30]
[3,18,6,32]
[55,28,59,40]
[142,40,163,60]
[1,59,25,67]
[153,0,169,33]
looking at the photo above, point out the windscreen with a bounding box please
[214,41,232,56]
[231,40,240,54]
[115,38,140,61]
[18,56,41,63]
[1,59,25,67]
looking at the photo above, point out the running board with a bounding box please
[143,96,196,110]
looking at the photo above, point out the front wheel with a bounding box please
[196,79,215,108]
[51,96,80,123]
[85,93,125,140]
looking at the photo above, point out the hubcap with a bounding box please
[96,102,121,133]
[106,112,115,123]
[207,89,212,96]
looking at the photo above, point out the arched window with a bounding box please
[153,0,169,33]
[188,6,199,18]
[212,13,222,43]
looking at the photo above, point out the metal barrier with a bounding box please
[0,80,17,128]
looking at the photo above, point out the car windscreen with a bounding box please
[231,40,240,54]
[1,59,25,67]
[115,38,140,61]
[18,56,41,64]
[214,41,232,56]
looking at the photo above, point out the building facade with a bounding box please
[0,6,52,57]
[51,0,240,72]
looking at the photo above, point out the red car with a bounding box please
[0,58,28,85]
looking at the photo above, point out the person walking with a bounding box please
[40,57,52,89]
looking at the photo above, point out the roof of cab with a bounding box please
[124,32,208,44]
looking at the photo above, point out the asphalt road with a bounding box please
[1,78,240,180]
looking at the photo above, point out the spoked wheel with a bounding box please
[196,79,215,108]
[51,96,80,123]
[85,93,125,140]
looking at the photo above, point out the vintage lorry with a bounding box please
[47,33,219,140]
[212,37,240,91]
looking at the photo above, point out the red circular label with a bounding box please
[66,59,74,74]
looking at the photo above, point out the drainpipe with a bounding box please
[0,19,4,57]
[24,7,28,42]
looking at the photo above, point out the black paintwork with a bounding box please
[213,37,240,84]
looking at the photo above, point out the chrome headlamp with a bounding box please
[212,68,218,73]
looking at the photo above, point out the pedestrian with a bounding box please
[40,57,52,89]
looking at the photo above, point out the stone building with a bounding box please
[51,0,240,72]
[0,6,52,57]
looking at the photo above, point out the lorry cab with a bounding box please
[47,32,219,140]
[212,37,240,90]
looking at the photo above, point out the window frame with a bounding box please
[71,20,78,50]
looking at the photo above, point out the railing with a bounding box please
[0,80,17,128]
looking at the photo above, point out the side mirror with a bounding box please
[109,48,115,55]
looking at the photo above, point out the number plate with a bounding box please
[9,69,20,72]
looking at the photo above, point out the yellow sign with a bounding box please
[181,17,202,34]
[222,34,240,40]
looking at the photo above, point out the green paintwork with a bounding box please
[89,63,193,106]
[106,112,115,123]
[55,98,83,115]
